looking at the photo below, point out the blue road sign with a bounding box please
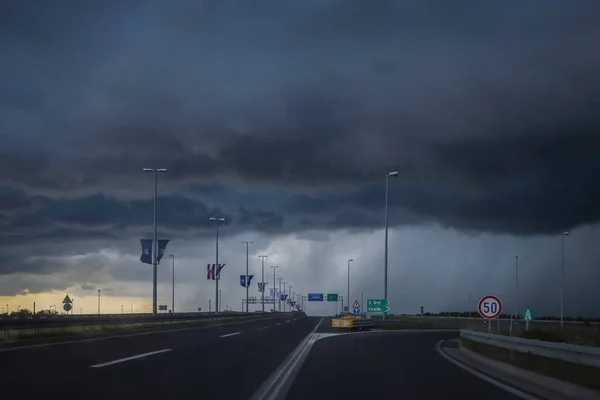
[353,307,360,315]
[308,293,324,301]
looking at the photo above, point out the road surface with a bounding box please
[0,314,532,399]
[0,313,317,399]
[287,322,526,400]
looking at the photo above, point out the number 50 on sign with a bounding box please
[477,295,502,319]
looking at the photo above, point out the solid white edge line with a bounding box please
[220,332,241,338]
[435,340,541,400]
[0,315,288,353]
[90,349,172,368]
[265,317,324,400]
[250,317,323,400]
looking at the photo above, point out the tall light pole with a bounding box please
[97,289,101,315]
[277,277,284,312]
[288,286,293,312]
[347,259,353,313]
[282,281,287,312]
[169,255,175,313]
[209,217,225,314]
[383,170,399,320]
[271,266,278,312]
[561,231,569,329]
[143,167,168,316]
[242,241,254,313]
[515,255,519,322]
[259,255,268,312]
[361,291,364,314]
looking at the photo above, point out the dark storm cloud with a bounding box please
[1,0,600,247]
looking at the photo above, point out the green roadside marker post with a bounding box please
[523,309,534,331]
[367,299,390,313]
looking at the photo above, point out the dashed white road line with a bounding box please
[274,323,281,326]
[257,327,267,331]
[285,320,291,323]
[220,332,241,338]
[90,349,171,368]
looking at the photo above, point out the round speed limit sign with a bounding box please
[477,295,502,319]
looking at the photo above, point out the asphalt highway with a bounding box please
[286,321,527,400]
[1,314,538,399]
[0,313,320,399]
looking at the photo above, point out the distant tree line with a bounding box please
[1,308,60,317]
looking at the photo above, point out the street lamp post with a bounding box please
[361,291,364,314]
[259,256,268,312]
[97,289,101,315]
[282,281,287,312]
[242,241,254,313]
[288,286,293,312]
[271,266,278,312]
[277,278,284,312]
[209,217,225,314]
[169,255,175,313]
[347,259,353,313]
[143,167,168,316]
[561,231,569,329]
[383,170,399,320]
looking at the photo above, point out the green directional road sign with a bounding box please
[523,309,534,321]
[367,299,390,313]
[326,293,338,302]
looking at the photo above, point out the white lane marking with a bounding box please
[250,317,324,400]
[285,320,291,323]
[274,323,281,326]
[220,332,240,338]
[0,316,283,353]
[90,349,171,368]
[436,340,540,400]
[257,327,267,331]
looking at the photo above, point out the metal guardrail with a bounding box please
[461,329,600,368]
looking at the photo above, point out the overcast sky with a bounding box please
[1,0,599,317]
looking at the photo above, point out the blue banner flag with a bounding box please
[280,294,288,301]
[157,239,169,263]
[140,239,153,264]
[257,282,268,292]
[240,275,254,288]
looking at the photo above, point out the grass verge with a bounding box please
[379,322,447,330]
[515,328,600,347]
[461,337,600,391]
[0,315,272,344]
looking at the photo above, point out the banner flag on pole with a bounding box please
[240,275,254,288]
[140,239,153,264]
[258,282,268,292]
[207,264,226,280]
[157,239,169,263]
